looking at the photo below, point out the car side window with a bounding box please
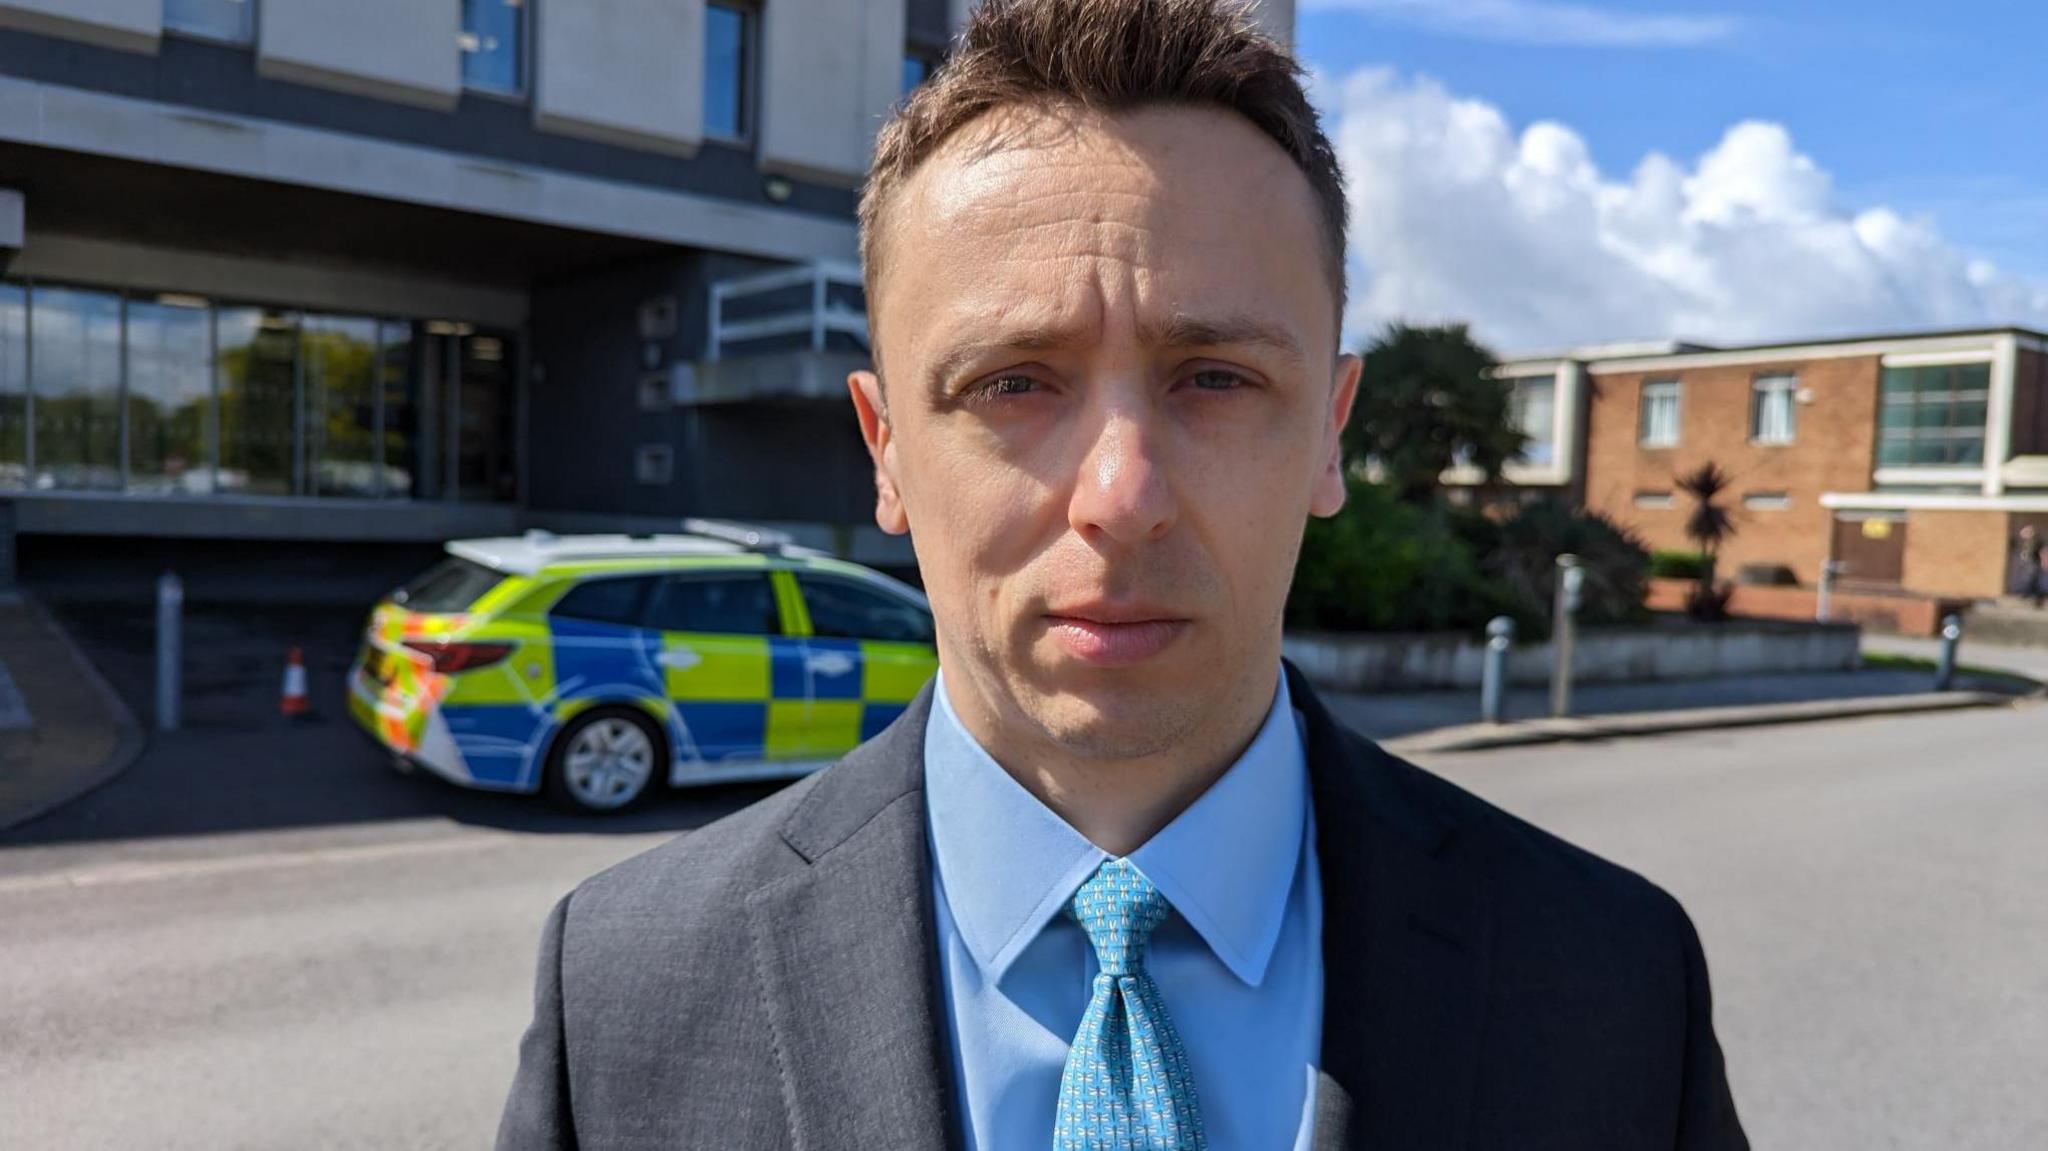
[797,575,934,644]
[548,576,657,627]
[644,575,781,636]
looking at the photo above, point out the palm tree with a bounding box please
[1676,461,1736,620]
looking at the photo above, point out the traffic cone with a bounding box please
[280,647,310,719]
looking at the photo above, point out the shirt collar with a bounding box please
[923,666,1308,988]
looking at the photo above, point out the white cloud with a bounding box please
[1323,68,2048,351]
[1301,0,1739,48]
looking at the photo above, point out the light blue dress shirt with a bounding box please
[924,667,1324,1151]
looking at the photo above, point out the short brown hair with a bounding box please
[860,0,1347,319]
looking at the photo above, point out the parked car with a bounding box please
[348,525,936,813]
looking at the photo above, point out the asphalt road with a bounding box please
[3,600,2044,1148]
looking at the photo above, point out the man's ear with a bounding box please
[1309,353,1362,518]
[848,369,910,535]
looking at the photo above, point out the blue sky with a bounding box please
[1293,0,2048,347]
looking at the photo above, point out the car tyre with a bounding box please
[543,706,665,814]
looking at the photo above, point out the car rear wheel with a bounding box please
[544,707,663,814]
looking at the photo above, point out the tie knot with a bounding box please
[1066,858,1171,978]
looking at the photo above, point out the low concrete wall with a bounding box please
[1284,617,1862,693]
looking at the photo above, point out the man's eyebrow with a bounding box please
[1143,313,1307,366]
[924,314,1308,392]
[925,326,1073,394]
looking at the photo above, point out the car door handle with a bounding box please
[806,651,856,677]
[656,647,701,672]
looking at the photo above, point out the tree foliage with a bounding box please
[1344,322,1528,505]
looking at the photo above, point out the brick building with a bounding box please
[1465,328,2048,601]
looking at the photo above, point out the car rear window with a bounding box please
[393,558,505,614]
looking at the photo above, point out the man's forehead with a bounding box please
[897,102,1306,231]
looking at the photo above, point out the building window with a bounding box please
[1743,491,1792,511]
[1507,375,1555,466]
[1640,379,1681,447]
[30,286,125,492]
[0,283,24,490]
[1750,374,1798,445]
[1878,361,1989,467]
[304,315,381,497]
[1633,490,1675,509]
[460,0,526,96]
[164,0,253,44]
[126,295,214,494]
[902,49,941,96]
[3,280,516,504]
[704,2,755,141]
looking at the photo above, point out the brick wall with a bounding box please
[1901,509,2010,598]
[1585,355,1880,583]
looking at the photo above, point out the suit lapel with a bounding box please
[1290,664,1493,1151]
[746,686,957,1151]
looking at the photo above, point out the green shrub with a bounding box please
[1287,486,1651,639]
[1287,478,1514,635]
[1649,549,1709,581]
[1472,499,1652,636]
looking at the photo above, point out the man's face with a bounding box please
[851,103,1359,761]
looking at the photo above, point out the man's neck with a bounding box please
[941,664,1279,857]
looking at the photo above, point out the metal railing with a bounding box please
[706,261,869,362]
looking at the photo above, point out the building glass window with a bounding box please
[457,331,518,503]
[125,296,214,495]
[30,286,124,492]
[303,315,380,497]
[215,307,299,496]
[0,282,516,506]
[704,2,754,140]
[164,0,253,44]
[460,0,525,96]
[902,50,939,96]
[1507,375,1555,466]
[1751,374,1798,445]
[1640,379,1681,447]
[1879,362,1989,467]
[0,284,24,489]
[379,320,417,499]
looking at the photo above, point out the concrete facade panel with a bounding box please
[1585,355,1882,585]
[0,77,858,264]
[535,0,704,156]
[257,0,460,110]
[758,0,905,185]
[0,0,157,53]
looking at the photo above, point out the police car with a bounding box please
[348,522,937,813]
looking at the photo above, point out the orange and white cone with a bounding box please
[280,647,310,719]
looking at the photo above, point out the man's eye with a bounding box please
[975,375,1040,398]
[1187,369,1249,391]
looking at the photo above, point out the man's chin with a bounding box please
[1014,672,1208,762]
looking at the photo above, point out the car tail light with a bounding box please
[402,640,514,674]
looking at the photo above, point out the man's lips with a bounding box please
[1043,612,1191,667]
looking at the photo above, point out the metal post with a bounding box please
[1816,559,1844,622]
[1481,615,1515,724]
[156,571,182,733]
[1551,554,1584,718]
[1935,613,1962,692]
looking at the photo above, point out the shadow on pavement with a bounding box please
[1,595,790,848]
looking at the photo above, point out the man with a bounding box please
[497,0,1749,1147]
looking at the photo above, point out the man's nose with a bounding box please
[1069,404,1177,546]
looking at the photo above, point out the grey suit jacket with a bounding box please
[497,664,1748,1149]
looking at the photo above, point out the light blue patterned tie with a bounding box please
[1053,858,1207,1151]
